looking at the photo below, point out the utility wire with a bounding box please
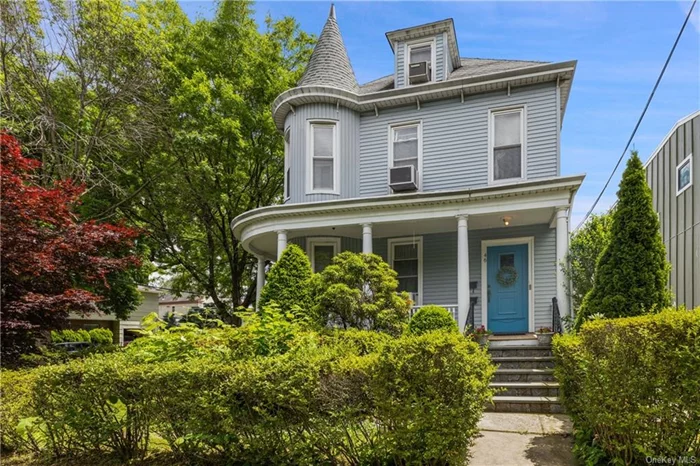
[576,0,697,230]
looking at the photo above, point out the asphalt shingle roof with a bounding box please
[298,6,359,93]
[358,58,548,94]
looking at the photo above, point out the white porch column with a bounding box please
[276,230,288,261]
[255,255,265,311]
[457,215,470,331]
[362,223,373,254]
[555,208,571,317]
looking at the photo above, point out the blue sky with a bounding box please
[183,1,700,227]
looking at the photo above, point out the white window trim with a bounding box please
[306,237,341,272]
[284,128,291,202]
[488,106,527,185]
[387,120,423,191]
[388,237,423,306]
[676,154,693,196]
[480,236,535,333]
[306,120,340,195]
[405,38,437,85]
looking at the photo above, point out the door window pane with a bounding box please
[499,253,515,268]
[313,245,335,272]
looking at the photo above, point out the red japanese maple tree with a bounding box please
[1,132,141,360]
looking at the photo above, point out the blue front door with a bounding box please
[487,243,529,334]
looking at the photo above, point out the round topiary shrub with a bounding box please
[408,305,458,335]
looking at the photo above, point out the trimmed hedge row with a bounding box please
[1,323,495,464]
[553,308,700,464]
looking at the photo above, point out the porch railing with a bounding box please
[552,297,563,334]
[410,304,458,322]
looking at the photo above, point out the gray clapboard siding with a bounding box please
[396,42,406,88]
[435,33,445,83]
[645,113,699,309]
[284,103,360,204]
[291,223,557,329]
[359,83,558,197]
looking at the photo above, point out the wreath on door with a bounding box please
[496,265,518,287]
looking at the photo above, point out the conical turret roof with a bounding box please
[298,5,358,93]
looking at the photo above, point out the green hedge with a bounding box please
[409,305,458,335]
[553,308,700,464]
[1,321,495,464]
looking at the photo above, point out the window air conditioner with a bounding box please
[389,165,418,192]
[409,62,430,84]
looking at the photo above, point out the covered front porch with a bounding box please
[232,176,583,333]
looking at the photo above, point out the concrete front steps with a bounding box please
[486,338,564,414]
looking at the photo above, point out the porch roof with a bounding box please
[232,175,584,259]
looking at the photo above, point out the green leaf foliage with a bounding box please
[312,252,411,335]
[1,321,496,464]
[259,244,313,314]
[577,153,671,326]
[564,213,612,314]
[408,305,458,335]
[553,308,700,464]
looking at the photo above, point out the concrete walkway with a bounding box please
[470,413,578,466]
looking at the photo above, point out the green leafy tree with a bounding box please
[259,244,313,314]
[577,152,671,326]
[564,213,613,314]
[313,252,411,335]
[1,0,315,316]
[408,305,458,335]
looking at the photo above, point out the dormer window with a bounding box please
[407,41,434,85]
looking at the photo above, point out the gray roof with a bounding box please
[359,57,548,94]
[298,5,358,93]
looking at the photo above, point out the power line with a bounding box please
[576,0,697,230]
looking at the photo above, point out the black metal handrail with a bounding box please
[464,297,477,333]
[552,297,563,334]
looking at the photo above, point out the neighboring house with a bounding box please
[644,110,699,310]
[158,293,207,317]
[232,8,584,335]
[68,286,160,345]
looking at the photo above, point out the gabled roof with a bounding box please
[297,4,358,93]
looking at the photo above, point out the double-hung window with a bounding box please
[390,123,420,174]
[307,238,340,273]
[490,108,525,183]
[308,122,337,193]
[388,238,423,305]
[677,154,692,195]
[408,42,433,83]
[284,128,291,200]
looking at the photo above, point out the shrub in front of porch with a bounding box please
[259,244,313,315]
[312,252,411,335]
[553,308,700,464]
[408,305,458,335]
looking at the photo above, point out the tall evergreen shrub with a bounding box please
[577,152,671,326]
[259,244,313,313]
